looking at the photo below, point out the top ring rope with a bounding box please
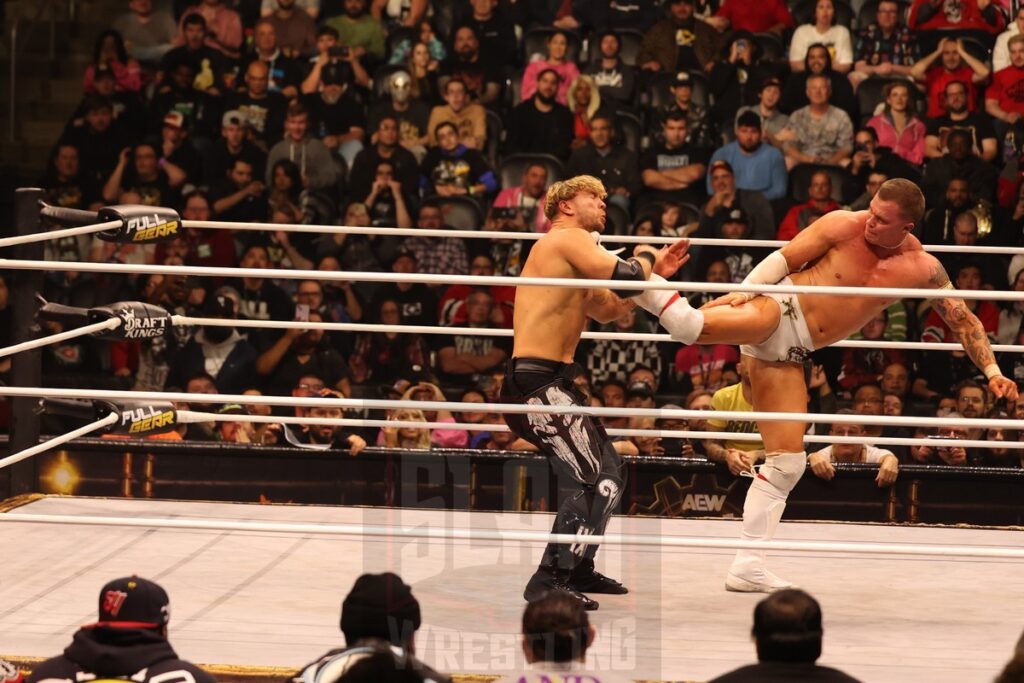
[181,219,1024,256]
[0,259,1020,301]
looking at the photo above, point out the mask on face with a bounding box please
[203,325,234,344]
[389,72,412,104]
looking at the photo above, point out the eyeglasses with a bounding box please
[959,396,984,404]
[299,382,325,391]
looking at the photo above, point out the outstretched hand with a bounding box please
[652,239,691,279]
[703,292,752,309]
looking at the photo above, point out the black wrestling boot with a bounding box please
[523,569,599,611]
[569,558,629,595]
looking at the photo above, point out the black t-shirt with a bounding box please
[367,100,431,149]
[420,146,493,192]
[439,55,502,100]
[167,140,206,186]
[709,661,862,683]
[348,144,420,200]
[59,125,126,185]
[434,330,511,385]
[266,346,351,396]
[504,100,575,161]
[302,91,367,139]
[149,88,220,138]
[120,168,178,209]
[159,45,229,93]
[206,138,268,183]
[42,175,101,210]
[238,53,304,96]
[456,15,518,69]
[226,91,289,145]
[639,141,710,205]
[925,112,997,155]
[673,20,702,71]
[369,284,439,327]
[210,179,268,223]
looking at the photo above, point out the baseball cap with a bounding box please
[340,573,422,646]
[390,246,417,266]
[709,159,734,175]
[671,72,693,88]
[222,109,246,128]
[218,403,249,416]
[95,576,170,628]
[760,76,782,91]
[322,61,352,87]
[205,292,236,318]
[723,208,749,224]
[163,111,185,130]
[626,381,655,399]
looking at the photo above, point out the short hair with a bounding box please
[433,120,457,138]
[1009,34,1024,49]
[663,110,688,126]
[601,379,627,393]
[522,592,591,663]
[857,126,879,143]
[182,13,206,29]
[945,79,968,95]
[82,94,113,114]
[544,175,607,221]
[955,378,984,398]
[806,73,831,90]
[876,178,925,223]
[317,25,339,39]
[445,77,468,94]
[752,589,823,663]
[736,110,762,129]
[286,100,308,119]
[536,67,561,84]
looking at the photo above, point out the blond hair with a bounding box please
[386,408,432,449]
[544,175,607,221]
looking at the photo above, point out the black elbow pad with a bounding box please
[609,257,648,298]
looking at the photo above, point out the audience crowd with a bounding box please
[22,0,1024,468]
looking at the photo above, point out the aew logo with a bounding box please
[121,405,176,434]
[127,214,178,242]
[120,307,168,339]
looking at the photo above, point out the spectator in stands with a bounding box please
[160,111,203,185]
[114,0,177,64]
[694,208,766,282]
[521,31,580,105]
[931,418,972,465]
[349,116,419,201]
[675,342,739,393]
[997,267,1024,343]
[986,36,1024,132]
[705,362,765,475]
[709,589,859,683]
[227,60,288,149]
[456,0,518,69]
[867,82,927,167]
[478,414,537,451]
[381,408,433,448]
[851,0,919,88]
[368,248,439,327]
[502,590,597,681]
[837,311,908,392]
[783,74,854,169]
[242,20,304,99]
[368,71,431,159]
[324,0,386,62]
[256,311,351,396]
[504,69,574,161]
[639,0,720,73]
[402,39,442,105]
[925,80,999,161]
[176,0,242,59]
[912,39,990,119]
[583,31,638,106]
[403,203,469,274]
[436,289,510,386]
[364,160,414,228]
[908,0,1004,42]
[701,158,775,239]
[306,26,371,91]
[710,33,776,130]
[919,175,972,242]
[981,413,1019,466]
[167,293,257,394]
[709,111,788,200]
[207,110,267,183]
[921,129,997,206]
[427,78,486,150]
[790,0,853,74]
[176,191,237,268]
[567,76,601,151]
[85,30,142,95]
[567,114,641,215]
[43,144,100,210]
[777,170,841,240]
[102,142,184,208]
[159,14,226,95]
[348,298,430,383]
[882,362,912,400]
[586,308,663,388]
[736,78,789,150]
[439,25,502,105]
[77,63,146,138]
[61,96,126,184]
[994,5,1024,72]
[781,44,857,122]
[439,253,514,327]
[809,412,900,486]
[420,121,497,198]
[26,577,215,683]
[492,163,553,233]
[397,381,474,448]
[211,157,267,222]
[295,573,450,683]
[266,100,337,192]
[656,72,716,150]
[234,244,295,325]
[846,126,920,198]
[640,111,708,207]
[301,62,365,166]
[707,0,794,34]
[265,0,317,58]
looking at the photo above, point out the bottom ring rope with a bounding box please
[0,512,1021,559]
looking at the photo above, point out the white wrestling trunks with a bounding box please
[739,277,817,363]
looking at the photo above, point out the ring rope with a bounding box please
[1,386,1019,430]
[178,219,1024,256]
[0,319,121,360]
[0,413,119,470]
[0,220,122,249]
[2,511,1022,559]
[0,258,1018,301]
[177,316,1024,354]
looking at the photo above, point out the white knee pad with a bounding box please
[753,451,806,497]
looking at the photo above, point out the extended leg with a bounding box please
[726,355,809,593]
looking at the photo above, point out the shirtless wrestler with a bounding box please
[499,175,689,610]
[634,178,1019,592]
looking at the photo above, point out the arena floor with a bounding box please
[0,496,1020,682]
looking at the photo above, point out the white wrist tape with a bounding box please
[984,364,1002,380]
[740,249,790,301]
[635,274,704,344]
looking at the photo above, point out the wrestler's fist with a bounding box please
[989,375,1019,402]
[652,239,691,279]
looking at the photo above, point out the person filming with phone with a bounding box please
[256,305,353,397]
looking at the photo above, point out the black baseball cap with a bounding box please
[340,573,422,646]
[723,208,749,224]
[94,576,170,629]
[626,381,655,399]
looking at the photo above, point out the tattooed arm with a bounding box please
[927,259,1019,400]
[584,289,637,324]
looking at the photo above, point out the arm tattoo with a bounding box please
[934,296,997,370]
[927,260,952,289]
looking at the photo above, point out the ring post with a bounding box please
[6,188,45,497]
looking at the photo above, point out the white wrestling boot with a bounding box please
[724,452,806,593]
